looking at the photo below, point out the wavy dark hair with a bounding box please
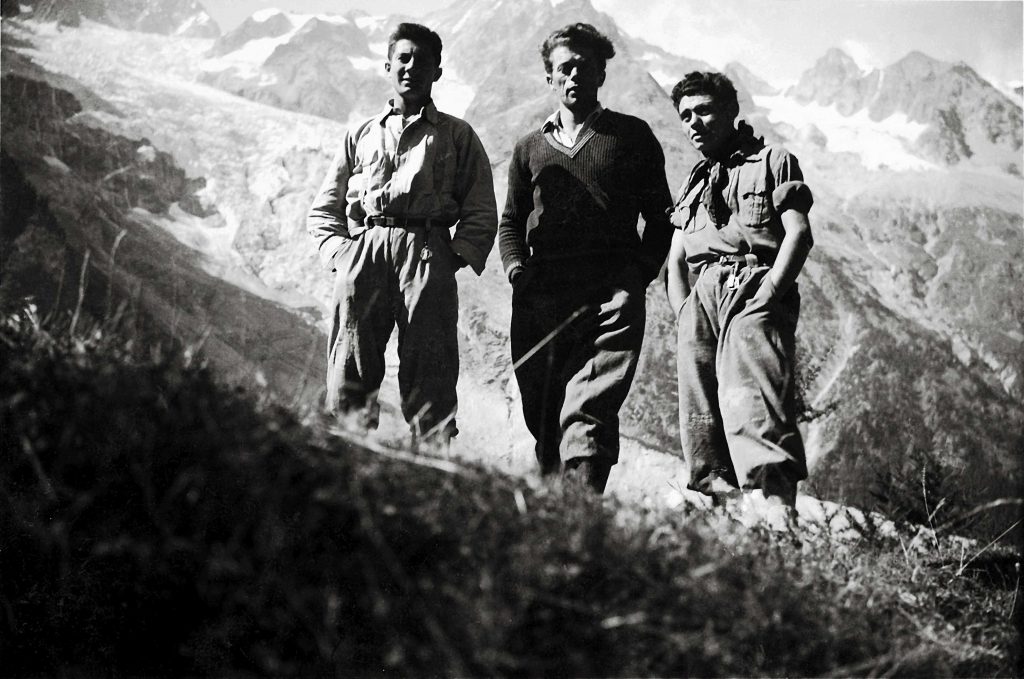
[540,22,615,73]
[671,71,739,119]
[388,22,443,65]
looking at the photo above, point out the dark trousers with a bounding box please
[677,262,807,496]
[511,261,646,477]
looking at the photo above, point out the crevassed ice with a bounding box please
[202,33,297,76]
[754,94,936,171]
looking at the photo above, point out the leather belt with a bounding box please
[365,215,433,229]
[706,253,767,291]
[713,253,762,268]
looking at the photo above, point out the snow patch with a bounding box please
[252,8,289,23]
[202,34,294,76]
[368,41,388,58]
[354,15,387,32]
[432,69,475,118]
[648,69,676,91]
[349,55,380,72]
[754,94,937,171]
[173,13,213,35]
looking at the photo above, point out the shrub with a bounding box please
[1,306,1019,677]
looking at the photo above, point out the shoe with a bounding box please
[563,456,612,494]
[705,475,743,507]
[734,489,799,532]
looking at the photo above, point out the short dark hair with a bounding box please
[671,72,739,119]
[388,22,443,65]
[540,22,615,73]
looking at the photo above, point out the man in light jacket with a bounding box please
[307,22,497,444]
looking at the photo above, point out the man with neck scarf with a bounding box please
[665,72,814,527]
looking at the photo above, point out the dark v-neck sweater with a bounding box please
[497,109,673,282]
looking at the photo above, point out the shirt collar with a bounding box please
[684,122,765,196]
[541,103,605,132]
[709,120,764,167]
[376,99,439,126]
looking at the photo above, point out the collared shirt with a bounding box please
[542,103,605,149]
[307,99,498,275]
[670,131,812,272]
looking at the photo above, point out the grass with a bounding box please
[1,304,1020,677]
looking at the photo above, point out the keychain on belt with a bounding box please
[726,261,740,290]
[420,221,433,262]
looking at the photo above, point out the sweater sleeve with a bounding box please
[768,146,813,213]
[497,139,533,282]
[635,123,675,284]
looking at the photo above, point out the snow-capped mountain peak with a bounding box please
[788,47,1022,168]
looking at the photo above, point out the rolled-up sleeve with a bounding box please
[772,180,813,214]
[768,146,813,214]
[450,123,498,275]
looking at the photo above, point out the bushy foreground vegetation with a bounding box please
[1,307,1020,677]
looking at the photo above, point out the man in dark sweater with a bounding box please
[498,23,673,492]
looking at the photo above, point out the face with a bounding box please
[385,38,442,105]
[677,93,735,159]
[546,44,605,112]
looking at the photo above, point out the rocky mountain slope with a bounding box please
[200,10,393,125]
[790,48,1022,169]
[1,28,323,403]
[6,0,219,36]
[2,1,1021,533]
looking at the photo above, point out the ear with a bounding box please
[433,66,443,82]
[597,69,606,87]
[545,72,553,87]
[384,61,391,73]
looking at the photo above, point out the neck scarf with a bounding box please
[693,121,762,227]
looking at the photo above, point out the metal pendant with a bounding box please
[420,245,433,262]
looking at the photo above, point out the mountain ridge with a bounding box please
[11,0,219,37]
[790,47,1022,168]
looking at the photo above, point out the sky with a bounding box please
[201,0,1024,91]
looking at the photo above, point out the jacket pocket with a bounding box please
[737,164,772,227]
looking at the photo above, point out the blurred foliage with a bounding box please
[1,305,1019,677]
